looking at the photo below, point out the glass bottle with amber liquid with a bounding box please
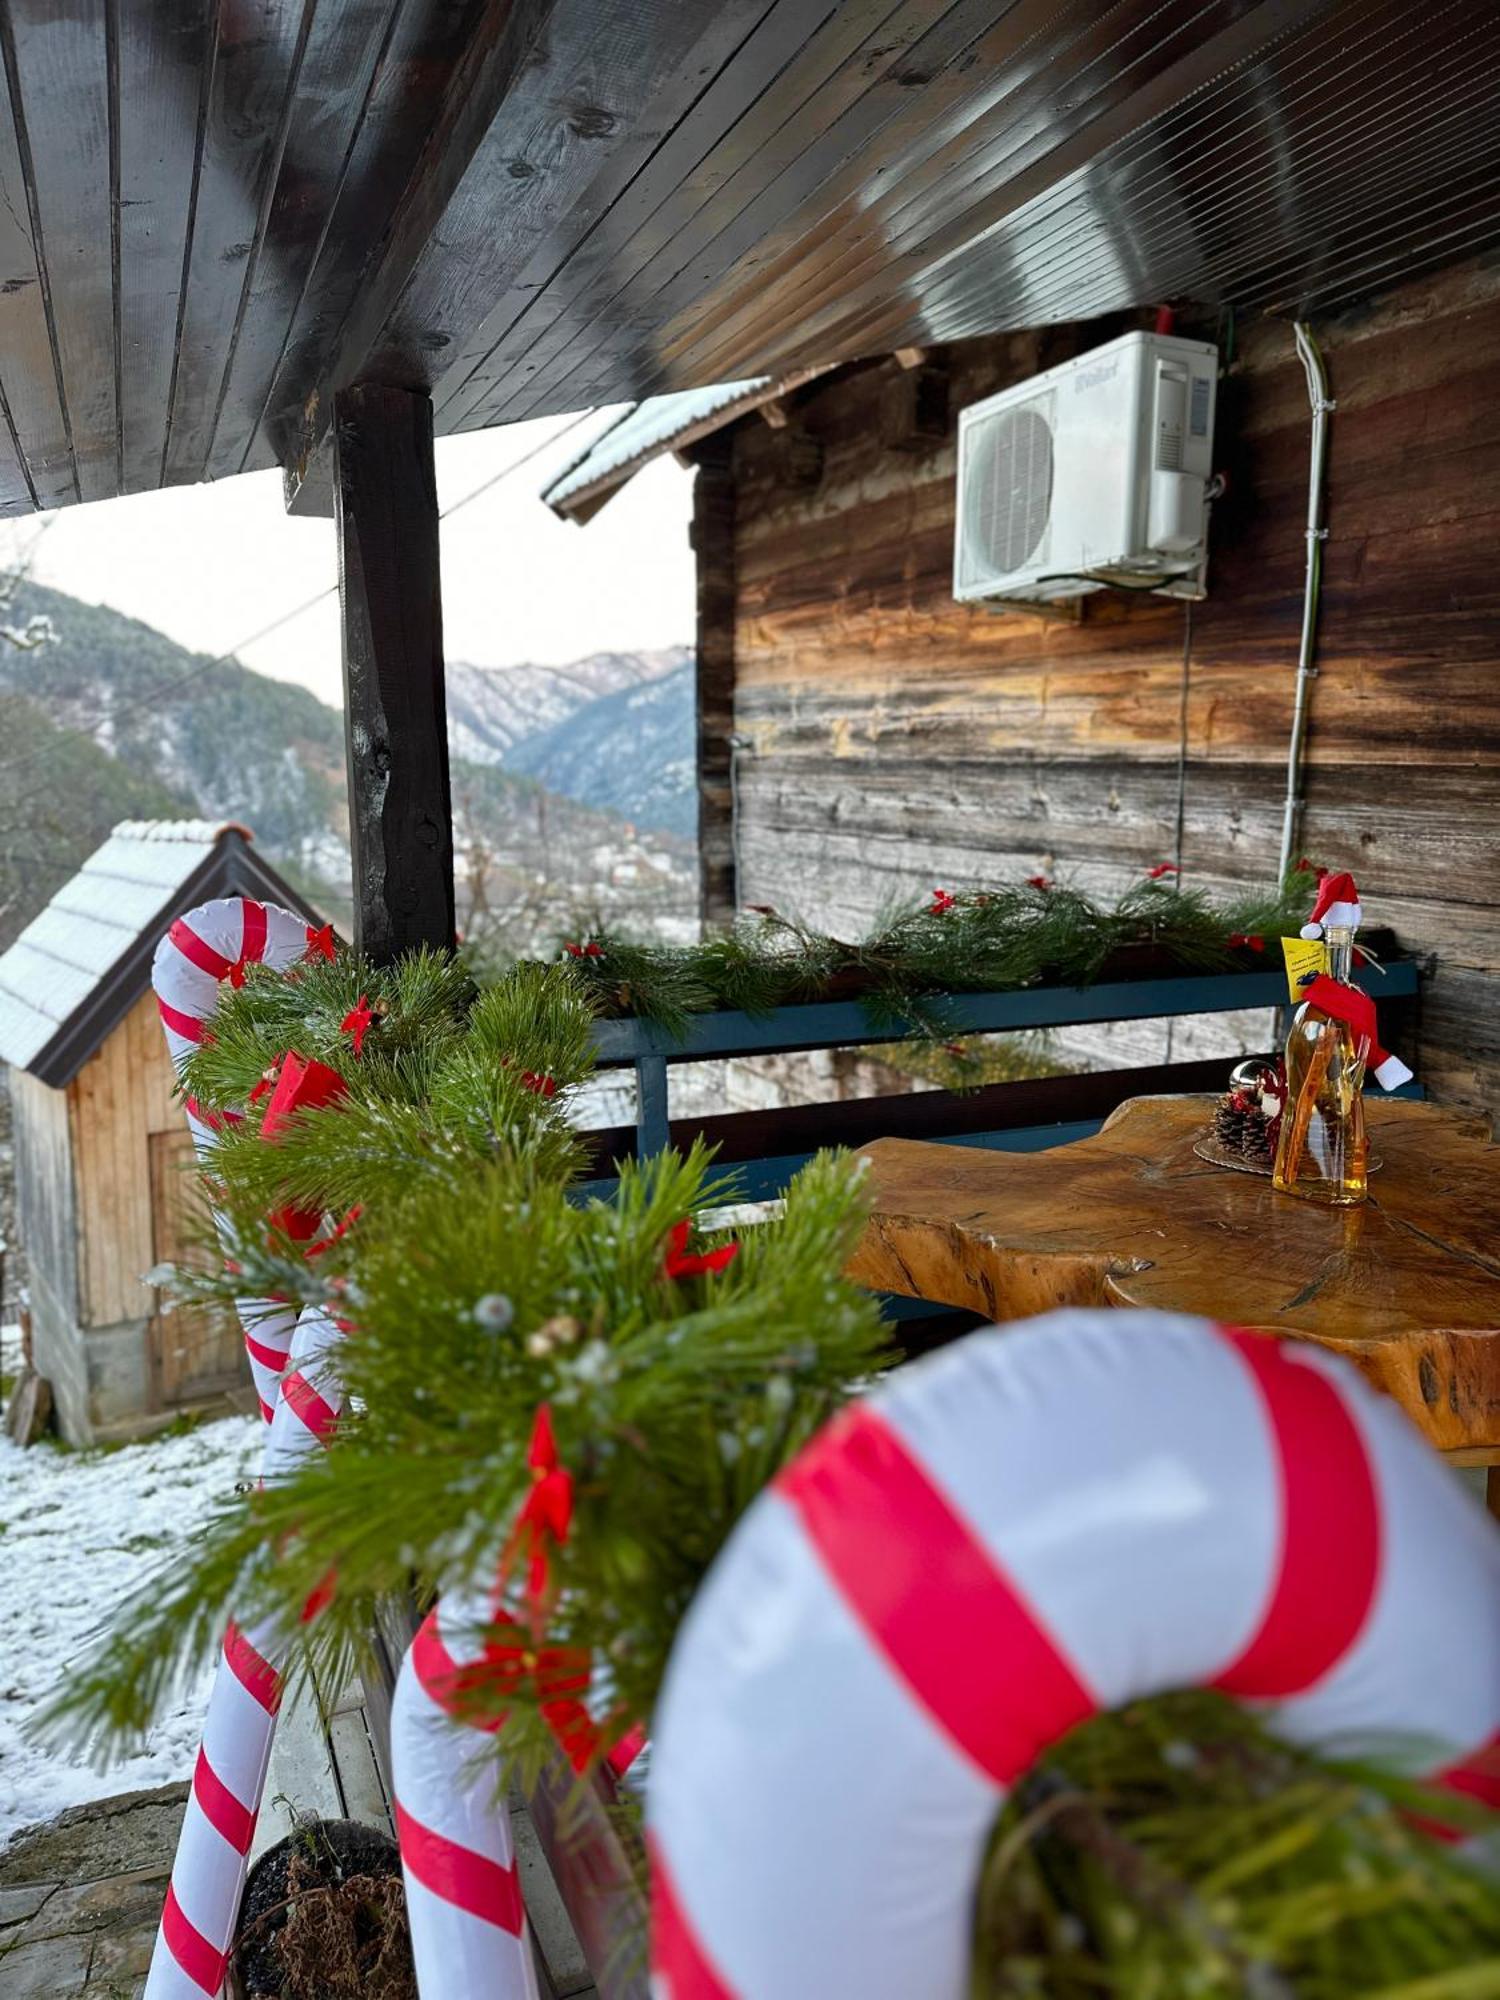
[1272,924,1369,1206]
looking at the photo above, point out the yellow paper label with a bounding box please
[1280,935,1328,1002]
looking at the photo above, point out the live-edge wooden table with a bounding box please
[849,1097,1500,1510]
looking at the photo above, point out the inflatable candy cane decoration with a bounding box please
[391,1586,544,2000]
[648,1310,1500,2000]
[147,901,352,1999]
[153,897,328,1421]
[392,1409,646,1996]
[393,1593,646,1999]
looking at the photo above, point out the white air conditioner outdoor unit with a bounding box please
[953,330,1218,605]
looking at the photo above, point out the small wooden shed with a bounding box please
[0,820,317,1443]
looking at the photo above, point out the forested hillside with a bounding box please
[0,583,695,955]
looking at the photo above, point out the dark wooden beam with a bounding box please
[690,439,737,927]
[334,383,454,964]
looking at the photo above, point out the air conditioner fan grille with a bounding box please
[961,400,1053,583]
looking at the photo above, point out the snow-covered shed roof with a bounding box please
[0,820,315,1087]
[543,366,832,522]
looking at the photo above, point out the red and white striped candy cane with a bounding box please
[147,903,351,1999]
[153,897,323,1422]
[391,1587,544,2000]
[392,1579,646,1995]
[147,1292,350,2000]
[648,1309,1500,2000]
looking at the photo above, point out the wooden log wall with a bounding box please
[723,259,1500,1113]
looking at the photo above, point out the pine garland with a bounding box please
[551,866,1317,1036]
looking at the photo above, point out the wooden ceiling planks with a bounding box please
[0,8,87,510]
[429,0,850,435]
[115,3,212,495]
[355,0,785,417]
[250,0,491,475]
[901,1,1500,341]
[506,0,1206,420]
[2,1,119,505]
[201,0,405,484]
[629,0,1337,400]
[435,0,992,433]
[0,0,1497,516]
[370,0,792,402]
[160,0,318,488]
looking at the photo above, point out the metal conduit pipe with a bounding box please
[1276,322,1335,886]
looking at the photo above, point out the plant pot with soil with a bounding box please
[231,1817,415,2000]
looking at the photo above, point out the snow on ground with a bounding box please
[0,1400,260,1851]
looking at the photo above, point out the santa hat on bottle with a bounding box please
[1300,869,1362,940]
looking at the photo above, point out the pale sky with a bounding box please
[0,413,695,708]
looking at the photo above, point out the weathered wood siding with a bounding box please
[10,1062,78,1326]
[68,989,181,1331]
[727,261,1500,1109]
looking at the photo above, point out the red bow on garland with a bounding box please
[259,1052,349,1243]
[1145,862,1178,880]
[662,1219,739,1280]
[304,923,337,963]
[929,888,956,914]
[564,940,603,959]
[503,1404,574,1614]
[469,1415,648,1776]
[1027,874,1052,891]
[341,995,375,1056]
[1228,932,1266,952]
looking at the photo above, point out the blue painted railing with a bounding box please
[586,961,1421,1161]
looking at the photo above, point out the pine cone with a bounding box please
[1240,1113,1275,1168]
[1212,1093,1251,1150]
[1213,1089,1273,1165]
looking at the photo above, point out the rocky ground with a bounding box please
[0,1783,186,1997]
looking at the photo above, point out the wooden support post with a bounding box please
[334,383,455,963]
[690,439,738,927]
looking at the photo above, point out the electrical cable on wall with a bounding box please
[1277,322,1333,886]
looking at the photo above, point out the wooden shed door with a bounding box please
[148,1129,247,1406]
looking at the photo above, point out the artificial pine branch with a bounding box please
[552,865,1322,1034]
[46,1145,889,1759]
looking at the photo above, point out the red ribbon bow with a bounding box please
[503,1404,574,1613]
[929,888,956,914]
[1146,862,1178,880]
[564,940,603,960]
[259,1052,349,1242]
[1027,874,1052,891]
[304,923,336,963]
[1228,932,1265,952]
[662,1218,740,1281]
[341,996,375,1057]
